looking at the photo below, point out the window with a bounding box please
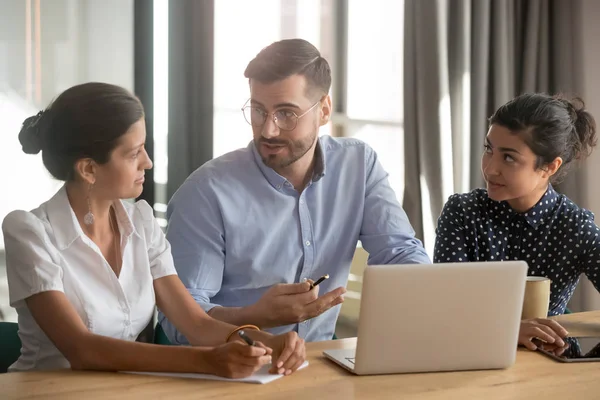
[153,0,169,226]
[0,0,135,249]
[343,0,405,202]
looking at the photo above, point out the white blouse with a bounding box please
[2,186,177,371]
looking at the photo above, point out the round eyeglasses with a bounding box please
[241,100,320,131]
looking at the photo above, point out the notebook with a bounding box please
[122,361,309,384]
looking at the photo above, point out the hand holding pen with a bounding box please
[250,273,346,328]
[238,330,306,376]
[238,330,255,346]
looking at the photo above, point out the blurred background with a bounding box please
[1,0,600,337]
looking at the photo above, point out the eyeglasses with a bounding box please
[241,99,321,131]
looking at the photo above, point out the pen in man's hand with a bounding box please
[310,274,329,290]
[238,330,255,346]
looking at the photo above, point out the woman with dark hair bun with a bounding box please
[3,82,305,376]
[434,93,598,352]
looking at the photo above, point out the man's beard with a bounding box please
[255,131,317,170]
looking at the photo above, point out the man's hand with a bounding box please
[249,281,346,328]
[519,318,569,350]
[263,331,306,375]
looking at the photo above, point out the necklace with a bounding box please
[108,206,122,277]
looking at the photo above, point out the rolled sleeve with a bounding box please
[359,147,431,265]
[2,211,64,308]
[135,200,178,280]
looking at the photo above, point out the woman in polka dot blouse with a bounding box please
[434,93,598,351]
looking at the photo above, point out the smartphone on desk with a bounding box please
[534,337,600,362]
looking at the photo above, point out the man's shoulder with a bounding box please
[188,145,256,183]
[320,135,372,154]
[319,136,375,172]
[169,145,258,207]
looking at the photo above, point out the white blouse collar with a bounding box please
[45,185,138,250]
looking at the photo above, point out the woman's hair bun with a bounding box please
[18,111,47,155]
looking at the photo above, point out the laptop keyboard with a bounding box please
[345,357,355,365]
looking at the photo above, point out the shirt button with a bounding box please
[284,182,291,187]
[124,320,130,326]
[299,199,304,204]
[305,240,311,246]
[276,185,282,190]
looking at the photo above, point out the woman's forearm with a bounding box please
[73,332,213,373]
[155,275,240,346]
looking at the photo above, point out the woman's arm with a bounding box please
[153,275,236,346]
[25,290,270,377]
[154,275,306,375]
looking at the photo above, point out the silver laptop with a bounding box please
[324,261,527,375]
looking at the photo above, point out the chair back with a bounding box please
[0,322,21,373]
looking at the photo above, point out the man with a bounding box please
[160,39,430,343]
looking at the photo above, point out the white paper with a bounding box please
[122,361,309,384]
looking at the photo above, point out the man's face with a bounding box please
[249,74,329,170]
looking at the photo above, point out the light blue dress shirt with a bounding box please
[159,136,430,343]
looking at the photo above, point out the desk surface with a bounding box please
[2,311,600,400]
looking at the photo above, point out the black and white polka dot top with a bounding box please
[433,185,600,315]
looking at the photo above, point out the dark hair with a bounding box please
[18,82,144,181]
[489,93,597,183]
[244,38,331,98]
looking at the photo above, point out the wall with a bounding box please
[572,0,600,310]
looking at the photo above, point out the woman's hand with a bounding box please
[201,341,272,378]
[519,318,569,350]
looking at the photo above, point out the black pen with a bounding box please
[238,330,255,346]
[310,274,329,289]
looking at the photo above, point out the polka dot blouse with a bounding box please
[433,185,600,316]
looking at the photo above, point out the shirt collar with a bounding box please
[492,185,559,228]
[46,185,137,250]
[520,185,559,228]
[250,137,327,190]
[313,139,326,182]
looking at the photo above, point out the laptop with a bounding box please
[324,261,528,375]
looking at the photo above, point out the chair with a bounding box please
[0,322,21,373]
[154,322,173,345]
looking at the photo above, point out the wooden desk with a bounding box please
[2,311,599,400]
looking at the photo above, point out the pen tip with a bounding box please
[324,274,329,278]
